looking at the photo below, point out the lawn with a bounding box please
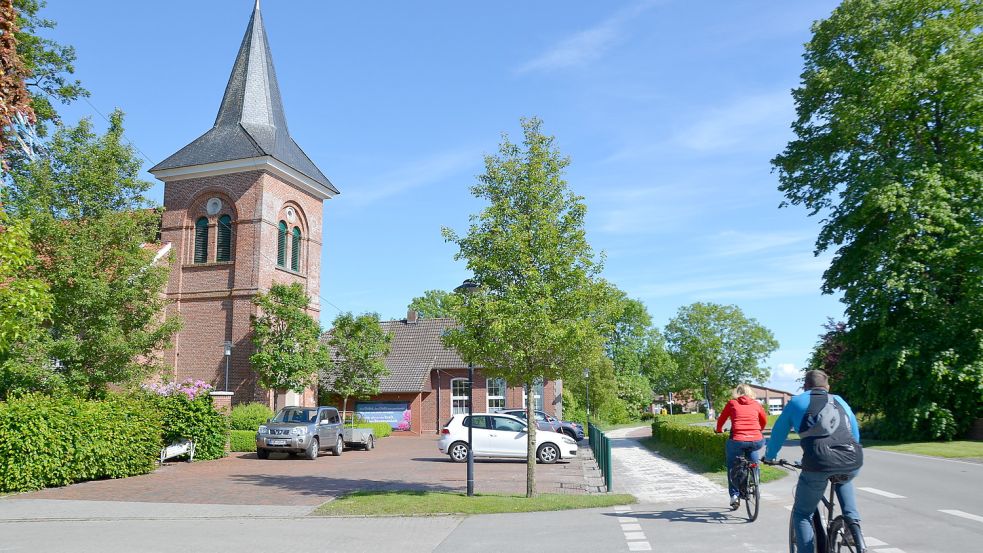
[639,437,787,488]
[864,440,983,459]
[596,420,651,432]
[314,491,637,517]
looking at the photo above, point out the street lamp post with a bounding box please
[454,279,480,497]
[702,375,711,419]
[223,341,233,392]
[582,367,590,422]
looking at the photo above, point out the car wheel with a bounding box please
[448,441,469,463]
[366,436,375,450]
[256,448,269,460]
[305,438,319,460]
[332,436,344,456]
[537,443,559,464]
[562,429,577,440]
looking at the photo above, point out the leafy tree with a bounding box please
[442,117,612,497]
[664,302,778,412]
[772,0,982,439]
[0,211,50,356]
[1,0,35,161]
[324,312,393,422]
[407,289,460,319]
[806,319,847,385]
[251,283,329,411]
[2,112,177,398]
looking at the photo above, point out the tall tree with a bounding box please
[3,112,177,398]
[772,0,982,439]
[806,319,848,385]
[407,289,459,319]
[1,0,35,161]
[251,283,329,411]
[664,302,778,412]
[324,312,393,422]
[442,118,612,497]
[0,211,50,361]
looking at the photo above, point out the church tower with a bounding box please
[150,1,337,407]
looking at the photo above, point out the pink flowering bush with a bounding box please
[396,409,411,431]
[142,378,213,400]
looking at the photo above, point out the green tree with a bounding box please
[0,211,49,355]
[772,0,982,439]
[251,283,329,411]
[407,289,460,319]
[664,302,778,412]
[324,312,393,422]
[1,0,35,161]
[2,112,177,398]
[442,117,612,497]
[806,319,847,385]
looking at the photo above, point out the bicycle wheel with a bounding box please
[745,468,760,521]
[789,512,823,552]
[827,516,859,553]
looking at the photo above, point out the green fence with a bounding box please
[588,423,612,492]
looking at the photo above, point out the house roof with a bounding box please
[323,317,468,393]
[150,2,338,196]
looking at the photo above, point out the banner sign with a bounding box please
[356,402,411,430]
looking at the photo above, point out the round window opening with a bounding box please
[285,207,296,223]
[206,198,222,215]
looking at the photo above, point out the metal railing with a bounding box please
[587,423,612,492]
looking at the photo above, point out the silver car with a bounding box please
[256,406,343,460]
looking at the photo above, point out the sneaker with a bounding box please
[729,496,740,510]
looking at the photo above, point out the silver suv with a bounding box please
[256,406,343,460]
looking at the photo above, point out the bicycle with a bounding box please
[765,459,867,553]
[730,454,760,521]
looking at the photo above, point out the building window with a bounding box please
[194,217,209,263]
[487,378,505,412]
[523,381,545,411]
[451,378,470,415]
[216,215,233,262]
[277,221,288,267]
[291,227,301,271]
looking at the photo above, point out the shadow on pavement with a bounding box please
[227,474,457,498]
[614,506,748,525]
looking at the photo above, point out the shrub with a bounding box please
[640,412,655,421]
[230,402,274,431]
[230,429,257,452]
[142,379,228,461]
[356,422,392,438]
[0,394,161,493]
[651,416,728,471]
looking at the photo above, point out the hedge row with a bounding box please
[356,422,392,438]
[0,394,162,492]
[230,402,274,431]
[651,416,728,470]
[230,429,257,452]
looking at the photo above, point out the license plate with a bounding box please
[269,439,287,445]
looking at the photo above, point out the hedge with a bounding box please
[651,416,728,470]
[0,394,162,492]
[147,392,229,461]
[230,402,274,431]
[230,429,257,452]
[356,422,392,438]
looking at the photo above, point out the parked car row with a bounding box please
[255,406,375,460]
[438,413,579,463]
[500,409,585,441]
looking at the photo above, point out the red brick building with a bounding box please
[149,2,336,408]
[326,315,563,435]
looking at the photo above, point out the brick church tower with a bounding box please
[150,1,338,407]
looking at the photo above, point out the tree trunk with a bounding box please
[526,381,537,498]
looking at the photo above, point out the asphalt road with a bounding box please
[1,442,979,552]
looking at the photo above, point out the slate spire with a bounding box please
[152,2,337,196]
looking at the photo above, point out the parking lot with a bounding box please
[14,435,595,507]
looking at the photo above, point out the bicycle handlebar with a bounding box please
[763,458,802,469]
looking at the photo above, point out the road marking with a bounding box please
[627,542,652,551]
[624,531,647,540]
[760,492,779,500]
[784,505,792,511]
[865,537,887,547]
[621,523,642,532]
[858,487,906,499]
[618,516,638,523]
[873,549,905,553]
[866,447,983,467]
[614,506,631,513]
[614,509,652,553]
[939,509,983,524]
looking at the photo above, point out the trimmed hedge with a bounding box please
[230,429,257,452]
[651,416,728,470]
[355,422,392,438]
[230,402,274,431]
[0,394,162,492]
[148,392,229,461]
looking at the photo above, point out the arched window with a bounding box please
[291,227,302,271]
[194,217,209,264]
[276,221,288,267]
[216,215,233,262]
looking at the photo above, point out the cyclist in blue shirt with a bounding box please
[764,370,867,552]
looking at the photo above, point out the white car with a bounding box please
[437,413,579,464]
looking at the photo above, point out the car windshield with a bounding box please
[272,408,316,423]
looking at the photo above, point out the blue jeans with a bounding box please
[725,439,764,497]
[792,468,861,552]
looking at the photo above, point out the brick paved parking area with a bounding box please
[15,436,593,507]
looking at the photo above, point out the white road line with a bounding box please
[866,447,983,467]
[624,531,647,540]
[873,548,905,553]
[614,506,631,513]
[627,542,652,551]
[865,537,887,547]
[621,523,642,532]
[784,505,792,511]
[939,509,983,524]
[618,516,638,523]
[858,487,906,499]
[759,492,780,500]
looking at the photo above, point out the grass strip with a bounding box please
[639,436,787,487]
[314,491,637,517]
[864,439,983,459]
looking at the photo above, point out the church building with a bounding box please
[150,1,336,408]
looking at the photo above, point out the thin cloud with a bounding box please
[674,91,793,153]
[516,0,661,74]
[708,230,812,257]
[346,150,478,207]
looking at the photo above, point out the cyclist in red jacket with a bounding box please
[716,383,767,509]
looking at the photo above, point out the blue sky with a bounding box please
[47,0,843,393]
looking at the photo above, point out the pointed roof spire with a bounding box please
[152,2,338,197]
